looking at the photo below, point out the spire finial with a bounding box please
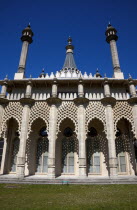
[4,75,8,81]
[68,36,72,45]
[65,37,74,51]
[129,74,132,79]
[95,68,102,78]
[28,22,31,28]
[39,68,45,78]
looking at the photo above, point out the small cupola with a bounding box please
[105,23,118,43]
[21,23,34,44]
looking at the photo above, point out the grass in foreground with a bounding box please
[0,184,137,209]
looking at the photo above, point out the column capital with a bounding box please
[128,97,137,105]
[20,97,35,106]
[74,97,89,106]
[46,97,62,106]
[0,98,9,105]
[101,97,116,106]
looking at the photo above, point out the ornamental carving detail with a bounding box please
[113,101,135,135]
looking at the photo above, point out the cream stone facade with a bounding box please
[0,24,137,181]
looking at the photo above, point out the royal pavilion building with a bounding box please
[0,24,137,183]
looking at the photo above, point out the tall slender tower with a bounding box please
[105,24,124,79]
[14,24,34,79]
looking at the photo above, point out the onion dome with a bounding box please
[21,23,34,44]
[95,68,102,78]
[39,68,45,78]
[105,23,118,43]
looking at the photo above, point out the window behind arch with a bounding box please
[36,137,49,173]
[10,137,20,172]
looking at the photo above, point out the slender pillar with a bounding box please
[78,104,86,177]
[17,82,34,178]
[128,77,137,139]
[0,78,8,134]
[104,77,111,97]
[52,79,58,98]
[105,24,124,79]
[14,24,34,79]
[101,80,117,177]
[74,79,89,177]
[78,78,84,98]
[17,104,30,178]
[47,80,61,178]
[48,104,57,178]
[25,80,32,98]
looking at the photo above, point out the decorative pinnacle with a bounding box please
[107,21,111,27]
[4,75,8,81]
[39,68,45,78]
[68,36,72,45]
[65,36,74,51]
[129,74,132,79]
[95,68,102,78]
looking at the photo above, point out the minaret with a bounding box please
[62,37,77,70]
[14,24,34,79]
[105,23,124,79]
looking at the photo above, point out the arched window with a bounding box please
[62,128,75,174]
[87,127,101,174]
[10,137,20,172]
[0,138,4,170]
[36,135,49,173]
[115,128,127,173]
[117,152,126,173]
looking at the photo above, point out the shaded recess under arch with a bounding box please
[86,118,109,176]
[3,117,19,174]
[26,117,49,176]
[55,117,78,177]
[115,118,136,175]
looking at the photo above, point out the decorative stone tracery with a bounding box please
[57,101,78,134]
[28,102,50,134]
[86,101,106,133]
[113,101,135,135]
[1,102,23,136]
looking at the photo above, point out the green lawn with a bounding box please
[0,184,137,209]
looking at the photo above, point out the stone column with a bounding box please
[17,103,30,178]
[48,103,57,178]
[101,80,117,177]
[47,80,61,178]
[128,77,137,139]
[78,104,87,177]
[0,79,8,134]
[74,79,89,177]
[17,81,34,178]
[25,80,32,98]
[0,79,8,174]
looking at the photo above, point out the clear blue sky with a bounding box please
[0,0,137,79]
